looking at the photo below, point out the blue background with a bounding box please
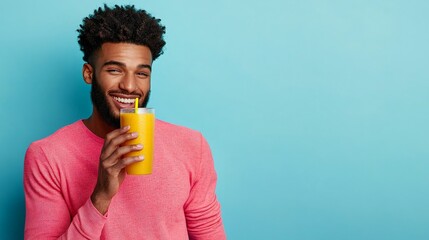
[1,0,428,239]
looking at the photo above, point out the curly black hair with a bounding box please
[77,4,166,62]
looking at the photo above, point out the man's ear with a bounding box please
[82,63,94,84]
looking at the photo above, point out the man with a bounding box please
[24,5,226,239]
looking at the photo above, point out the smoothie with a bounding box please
[120,108,155,175]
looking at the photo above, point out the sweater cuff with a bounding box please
[72,198,107,238]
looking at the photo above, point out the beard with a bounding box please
[90,74,151,129]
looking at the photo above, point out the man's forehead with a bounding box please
[94,42,153,65]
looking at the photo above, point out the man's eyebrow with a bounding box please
[102,60,125,68]
[137,64,152,71]
[102,61,152,71]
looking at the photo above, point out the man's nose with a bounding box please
[119,73,137,93]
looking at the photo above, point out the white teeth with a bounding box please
[113,97,135,104]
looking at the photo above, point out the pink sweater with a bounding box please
[24,120,225,239]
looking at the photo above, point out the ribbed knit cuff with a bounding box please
[71,198,108,238]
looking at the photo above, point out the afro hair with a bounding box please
[77,4,166,62]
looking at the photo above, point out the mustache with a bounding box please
[107,90,143,98]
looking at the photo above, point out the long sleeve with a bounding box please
[24,143,107,239]
[184,134,226,240]
[24,119,225,239]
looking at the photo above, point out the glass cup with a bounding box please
[120,108,155,175]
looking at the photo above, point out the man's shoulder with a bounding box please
[25,120,84,164]
[156,119,205,146]
[29,120,93,150]
[156,119,201,136]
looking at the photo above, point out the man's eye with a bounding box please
[137,72,149,77]
[107,69,121,74]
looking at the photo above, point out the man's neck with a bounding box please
[83,108,115,138]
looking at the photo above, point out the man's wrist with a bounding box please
[90,192,111,215]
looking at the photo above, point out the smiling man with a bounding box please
[23,5,226,239]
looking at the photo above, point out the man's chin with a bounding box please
[108,110,121,128]
[99,107,120,128]
[106,116,120,129]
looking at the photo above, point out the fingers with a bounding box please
[100,126,136,160]
[106,125,130,141]
[113,155,144,171]
[100,126,144,174]
[102,144,143,169]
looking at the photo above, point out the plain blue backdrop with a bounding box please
[1,0,428,239]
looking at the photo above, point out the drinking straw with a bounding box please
[135,97,139,113]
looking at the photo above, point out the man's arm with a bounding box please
[90,125,144,215]
[184,134,226,240]
[24,126,142,239]
[24,143,107,239]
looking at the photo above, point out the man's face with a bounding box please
[86,43,152,128]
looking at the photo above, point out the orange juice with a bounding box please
[120,108,155,175]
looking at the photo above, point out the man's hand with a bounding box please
[91,125,143,214]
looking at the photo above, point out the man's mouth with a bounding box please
[113,96,136,104]
[111,95,139,109]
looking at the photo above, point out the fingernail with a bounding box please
[137,155,144,160]
[122,125,130,130]
[135,144,143,149]
[131,132,138,137]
